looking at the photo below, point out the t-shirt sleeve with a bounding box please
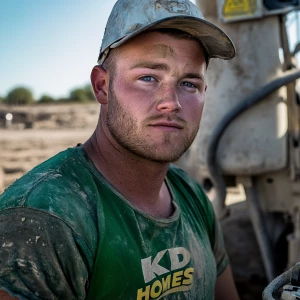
[212,214,229,276]
[0,207,91,300]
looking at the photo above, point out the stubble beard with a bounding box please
[106,82,200,163]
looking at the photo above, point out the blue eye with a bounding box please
[180,82,197,88]
[140,76,156,82]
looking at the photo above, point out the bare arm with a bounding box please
[0,290,18,300]
[215,265,240,300]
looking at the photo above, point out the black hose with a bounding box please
[207,68,300,217]
[207,68,300,283]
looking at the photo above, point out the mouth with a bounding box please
[149,121,184,130]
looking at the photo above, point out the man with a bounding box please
[0,0,239,299]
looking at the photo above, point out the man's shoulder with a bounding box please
[0,147,96,216]
[0,146,99,256]
[0,148,75,208]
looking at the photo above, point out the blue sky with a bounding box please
[0,1,298,100]
[0,0,117,99]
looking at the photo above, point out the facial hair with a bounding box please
[106,81,200,163]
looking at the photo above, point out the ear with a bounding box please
[91,65,108,104]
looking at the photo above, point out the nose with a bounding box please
[156,86,181,113]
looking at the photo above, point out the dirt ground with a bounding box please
[0,128,95,190]
[0,103,265,299]
[0,103,99,191]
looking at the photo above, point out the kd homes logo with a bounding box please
[154,0,191,14]
[137,247,194,300]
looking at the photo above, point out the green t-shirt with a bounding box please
[0,146,228,300]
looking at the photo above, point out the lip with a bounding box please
[149,121,184,129]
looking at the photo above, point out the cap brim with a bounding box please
[108,16,235,61]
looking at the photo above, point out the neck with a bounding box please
[83,124,173,218]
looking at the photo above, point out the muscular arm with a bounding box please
[215,265,240,300]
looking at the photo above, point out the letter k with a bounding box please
[141,250,170,283]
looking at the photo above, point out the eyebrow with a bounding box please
[184,72,205,81]
[130,61,169,71]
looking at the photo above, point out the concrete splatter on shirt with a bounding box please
[0,146,228,299]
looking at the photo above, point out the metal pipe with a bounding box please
[244,184,276,282]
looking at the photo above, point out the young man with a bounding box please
[0,0,239,299]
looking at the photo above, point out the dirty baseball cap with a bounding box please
[98,0,235,65]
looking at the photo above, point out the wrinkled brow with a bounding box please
[148,44,175,57]
[130,61,169,71]
[132,44,175,60]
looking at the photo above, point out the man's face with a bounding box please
[104,31,207,163]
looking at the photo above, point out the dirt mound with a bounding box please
[0,103,99,191]
[0,103,99,130]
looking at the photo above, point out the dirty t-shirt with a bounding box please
[0,146,228,300]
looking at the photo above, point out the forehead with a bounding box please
[147,44,175,57]
[114,31,206,64]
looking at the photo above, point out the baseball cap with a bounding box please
[98,0,235,65]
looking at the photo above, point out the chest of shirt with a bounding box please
[86,197,217,300]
